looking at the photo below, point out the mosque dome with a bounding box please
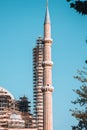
[8,113,25,128]
[10,113,22,120]
[0,86,14,100]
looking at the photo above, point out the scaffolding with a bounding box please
[0,100,25,129]
[0,87,14,128]
[0,87,34,129]
[33,37,43,130]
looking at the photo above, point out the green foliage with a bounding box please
[66,0,87,15]
[71,68,87,130]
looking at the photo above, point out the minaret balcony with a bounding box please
[42,61,53,67]
[44,38,53,44]
[42,86,54,92]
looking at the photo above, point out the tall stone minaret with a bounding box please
[42,0,54,130]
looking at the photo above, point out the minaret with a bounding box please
[42,0,54,130]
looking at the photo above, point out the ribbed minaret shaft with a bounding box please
[42,1,54,130]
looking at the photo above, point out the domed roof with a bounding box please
[10,113,22,120]
[0,86,14,100]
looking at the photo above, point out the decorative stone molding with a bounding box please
[41,86,54,92]
[44,38,53,44]
[42,61,53,67]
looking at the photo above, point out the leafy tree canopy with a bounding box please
[71,68,87,130]
[66,0,87,15]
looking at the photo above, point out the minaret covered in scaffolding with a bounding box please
[33,37,44,130]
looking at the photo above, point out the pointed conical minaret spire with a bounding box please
[42,0,54,130]
[44,0,50,24]
[44,0,51,39]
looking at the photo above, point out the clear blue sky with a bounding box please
[0,0,87,129]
